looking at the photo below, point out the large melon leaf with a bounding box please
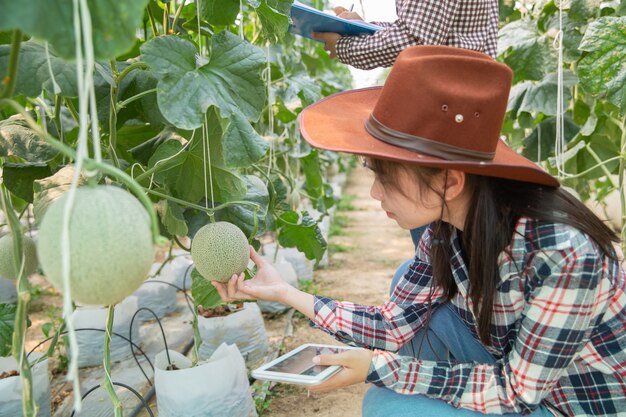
[0,0,149,60]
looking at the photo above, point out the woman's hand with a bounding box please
[308,348,374,392]
[211,246,289,303]
[310,32,341,58]
[333,6,363,20]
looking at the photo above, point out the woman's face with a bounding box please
[368,162,444,230]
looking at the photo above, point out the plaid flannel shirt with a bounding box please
[311,218,626,416]
[336,0,499,69]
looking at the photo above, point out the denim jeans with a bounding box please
[361,260,553,417]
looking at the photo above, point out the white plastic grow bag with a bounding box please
[154,344,257,417]
[131,263,177,321]
[0,277,17,304]
[70,296,139,368]
[160,251,194,290]
[0,352,50,417]
[262,243,314,282]
[257,257,298,314]
[198,302,269,368]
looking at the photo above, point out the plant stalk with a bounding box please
[1,30,22,99]
[0,99,163,245]
[145,188,260,214]
[0,185,36,417]
[108,60,121,168]
[102,305,123,417]
[117,88,157,110]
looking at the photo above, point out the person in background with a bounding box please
[313,0,499,247]
[312,0,498,68]
[212,46,626,416]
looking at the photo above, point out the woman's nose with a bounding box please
[370,178,383,201]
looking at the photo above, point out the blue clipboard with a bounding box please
[289,1,382,41]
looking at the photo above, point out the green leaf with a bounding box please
[573,134,621,178]
[221,113,269,168]
[0,0,149,60]
[2,163,52,203]
[141,32,266,129]
[201,0,240,25]
[256,0,293,43]
[0,303,16,357]
[119,69,166,127]
[569,0,601,21]
[578,17,626,112]
[160,200,189,237]
[216,175,269,238]
[129,127,176,165]
[498,20,555,82]
[0,0,148,59]
[191,268,223,308]
[0,117,59,163]
[0,41,77,97]
[278,211,327,262]
[517,71,577,117]
[148,138,246,204]
[286,73,322,106]
[522,116,580,162]
[268,174,291,215]
[300,149,324,207]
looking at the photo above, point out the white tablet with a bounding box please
[252,343,354,386]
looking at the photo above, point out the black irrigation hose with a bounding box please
[130,307,172,379]
[26,328,155,386]
[69,381,155,417]
[142,278,195,315]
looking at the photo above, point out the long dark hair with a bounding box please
[368,158,620,345]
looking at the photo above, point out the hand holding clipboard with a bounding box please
[289,1,381,41]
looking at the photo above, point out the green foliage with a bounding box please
[216,175,270,238]
[0,0,150,60]
[141,32,266,129]
[277,211,327,262]
[500,1,625,204]
[577,16,626,112]
[191,267,222,308]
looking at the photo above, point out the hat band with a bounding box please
[365,114,495,161]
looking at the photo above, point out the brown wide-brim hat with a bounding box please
[299,46,559,188]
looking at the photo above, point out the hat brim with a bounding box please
[299,87,559,188]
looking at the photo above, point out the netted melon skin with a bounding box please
[37,186,154,306]
[0,234,38,279]
[191,222,249,282]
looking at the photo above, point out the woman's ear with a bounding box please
[442,169,466,201]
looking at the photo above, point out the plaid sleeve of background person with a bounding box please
[366,224,624,415]
[335,0,498,70]
[309,226,446,349]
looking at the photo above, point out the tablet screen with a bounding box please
[265,345,346,376]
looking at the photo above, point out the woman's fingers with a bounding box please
[249,246,267,268]
[307,369,353,392]
[211,273,254,302]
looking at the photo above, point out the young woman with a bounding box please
[212,46,626,416]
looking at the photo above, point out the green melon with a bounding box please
[191,222,250,282]
[37,185,154,306]
[0,234,38,279]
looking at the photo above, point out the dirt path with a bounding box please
[265,166,415,417]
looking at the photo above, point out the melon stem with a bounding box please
[103,305,123,417]
[0,99,163,245]
[0,186,37,417]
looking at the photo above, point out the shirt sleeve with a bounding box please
[366,230,614,414]
[335,0,460,69]
[309,228,445,350]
